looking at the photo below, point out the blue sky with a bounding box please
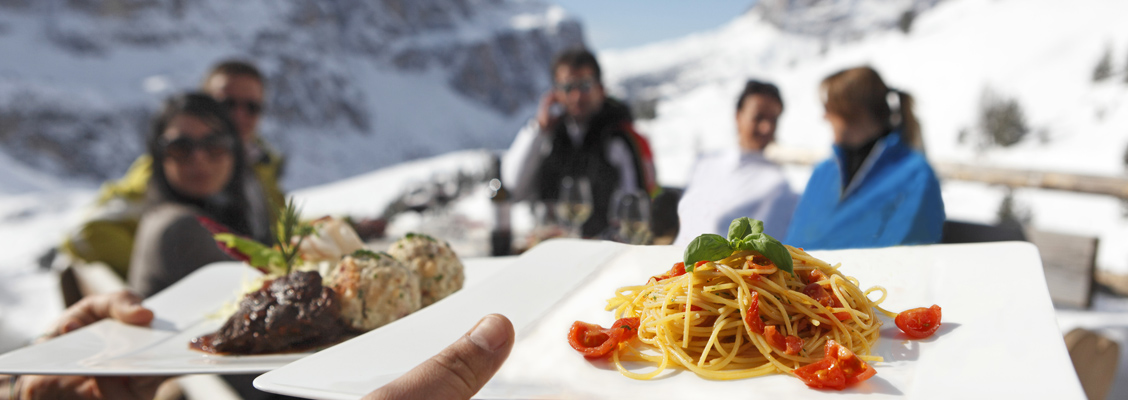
[552,1,756,51]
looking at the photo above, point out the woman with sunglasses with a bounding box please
[785,66,945,249]
[127,93,256,297]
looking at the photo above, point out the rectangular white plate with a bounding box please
[0,256,515,376]
[254,240,1086,399]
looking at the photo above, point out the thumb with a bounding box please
[108,292,155,328]
[364,314,515,400]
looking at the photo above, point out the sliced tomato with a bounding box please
[826,340,876,385]
[793,339,876,390]
[743,291,764,334]
[567,317,640,358]
[803,283,832,305]
[895,305,942,339]
[805,268,827,284]
[745,255,773,269]
[793,358,845,390]
[803,283,850,321]
[652,262,688,282]
[764,325,786,352]
[784,335,804,356]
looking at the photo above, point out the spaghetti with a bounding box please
[602,245,895,381]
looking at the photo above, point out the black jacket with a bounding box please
[537,98,648,237]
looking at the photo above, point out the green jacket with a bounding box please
[61,138,285,278]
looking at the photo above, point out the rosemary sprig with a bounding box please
[275,197,313,274]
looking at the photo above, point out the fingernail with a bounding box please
[468,315,508,352]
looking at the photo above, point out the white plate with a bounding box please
[0,256,514,376]
[254,240,1086,399]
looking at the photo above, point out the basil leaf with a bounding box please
[726,218,764,242]
[727,218,751,242]
[683,234,732,271]
[749,219,764,235]
[739,232,794,275]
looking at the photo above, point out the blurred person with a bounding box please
[785,66,944,249]
[673,80,798,246]
[59,60,282,278]
[125,93,292,400]
[2,290,514,400]
[502,47,657,238]
[127,92,252,298]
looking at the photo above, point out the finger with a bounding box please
[364,314,515,400]
[18,375,91,400]
[95,376,170,400]
[54,291,153,337]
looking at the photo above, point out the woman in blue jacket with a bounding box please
[786,66,944,250]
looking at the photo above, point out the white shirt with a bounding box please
[501,118,638,202]
[673,149,798,247]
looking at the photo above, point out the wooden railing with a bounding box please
[765,146,1128,199]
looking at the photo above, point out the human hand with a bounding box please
[363,314,515,400]
[46,291,154,339]
[11,291,168,400]
[535,91,560,131]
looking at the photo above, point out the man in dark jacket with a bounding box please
[502,48,656,238]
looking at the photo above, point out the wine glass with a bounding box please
[401,180,434,233]
[556,176,593,238]
[609,189,651,244]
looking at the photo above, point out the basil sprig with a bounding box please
[682,217,794,275]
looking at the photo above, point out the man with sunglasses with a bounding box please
[502,48,657,239]
[60,60,283,279]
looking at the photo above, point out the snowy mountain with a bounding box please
[0,0,582,189]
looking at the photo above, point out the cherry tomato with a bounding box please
[803,283,850,321]
[652,262,687,282]
[895,305,942,339]
[764,325,786,352]
[792,339,876,390]
[744,291,764,334]
[760,325,802,355]
[784,335,804,356]
[567,317,640,358]
[793,358,844,390]
[826,340,876,385]
[805,269,827,284]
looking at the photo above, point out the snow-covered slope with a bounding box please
[0,0,582,189]
[600,0,1128,272]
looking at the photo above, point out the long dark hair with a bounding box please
[147,92,251,235]
[820,66,923,152]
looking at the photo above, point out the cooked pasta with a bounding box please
[604,246,892,380]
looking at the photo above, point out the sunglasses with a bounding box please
[220,98,264,116]
[554,79,596,93]
[160,134,235,162]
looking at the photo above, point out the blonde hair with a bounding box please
[820,66,922,152]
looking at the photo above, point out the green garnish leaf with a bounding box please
[682,218,794,276]
[273,197,312,275]
[683,234,732,271]
[351,249,381,260]
[214,233,286,275]
[727,217,763,242]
